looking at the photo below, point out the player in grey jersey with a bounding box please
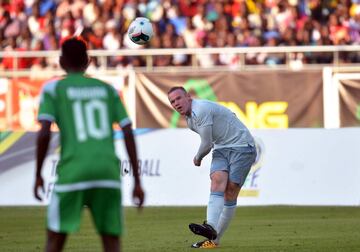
[168,86,257,249]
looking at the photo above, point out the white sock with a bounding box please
[214,200,237,244]
[206,191,224,229]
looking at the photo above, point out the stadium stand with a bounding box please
[0,0,359,70]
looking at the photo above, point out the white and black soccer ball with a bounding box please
[128,17,153,45]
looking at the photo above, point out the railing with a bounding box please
[1,44,360,130]
[0,45,360,77]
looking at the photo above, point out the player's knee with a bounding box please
[211,181,226,192]
[224,183,240,200]
[210,174,227,192]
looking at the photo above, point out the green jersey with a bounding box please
[38,73,130,185]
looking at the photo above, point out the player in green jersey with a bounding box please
[34,37,144,252]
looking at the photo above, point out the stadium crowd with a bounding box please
[0,0,359,70]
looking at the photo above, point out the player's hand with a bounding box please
[132,183,145,210]
[193,157,201,166]
[34,175,45,201]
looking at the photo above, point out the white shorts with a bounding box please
[210,145,257,186]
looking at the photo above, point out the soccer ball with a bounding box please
[128,17,153,45]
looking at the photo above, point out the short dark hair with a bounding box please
[168,86,187,95]
[60,37,89,70]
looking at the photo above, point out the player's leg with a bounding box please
[87,188,122,252]
[46,190,83,251]
[214,181,240,245]
[45,230,67,252]
[189,171,228,241]
[214,145,257,245]
[206,148,231,231]
[101,235,120,252]
[189,149,229,241]
[207,170,228,229]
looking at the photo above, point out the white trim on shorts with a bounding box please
[214,143,252,149]
[48,192,60,232]
[54,180,121,193]
[120,118,131,128]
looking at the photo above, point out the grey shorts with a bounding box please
[210,145,257,187]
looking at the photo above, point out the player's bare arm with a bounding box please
[34,120,52,201]
[122,124,145,208]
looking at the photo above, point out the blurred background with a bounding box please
[0,0,360,69]
[0,0,360,131]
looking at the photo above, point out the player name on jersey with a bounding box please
[67,87,108,99]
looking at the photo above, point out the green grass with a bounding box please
[1,206,360,251]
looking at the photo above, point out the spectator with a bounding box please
[1,37,30,69]
[83,0,100,27]
[87,21,105,49]
[349,9,360,44]
[173,35,189,66]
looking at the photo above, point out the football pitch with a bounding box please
[1,206,360,252]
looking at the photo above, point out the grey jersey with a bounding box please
[186,99,255,149]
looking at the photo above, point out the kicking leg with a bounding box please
[207,170,228,229]
[189,170,228,240]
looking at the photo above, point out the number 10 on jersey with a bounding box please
[72,99,110,142]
